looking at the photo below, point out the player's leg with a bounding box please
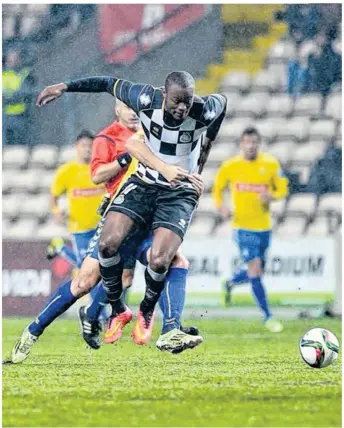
[223,229,249,306]
[46,237,78,265]
[11,256,101,363]
[132,186,199,345]
[155,251,203,353]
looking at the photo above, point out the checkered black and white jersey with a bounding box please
[113,79,226,188]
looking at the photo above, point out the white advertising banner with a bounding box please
[132,236,337,294]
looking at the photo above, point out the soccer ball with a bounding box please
[299,328,339,369]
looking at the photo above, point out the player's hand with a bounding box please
[36,83,67,107]
[52,210,64,225]
[218,207,230,219]
[260,192,273,205]
[188,173,204,197]
[161,165,189,184]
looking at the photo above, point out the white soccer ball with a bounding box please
[299,327,339,369]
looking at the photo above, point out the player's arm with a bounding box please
[125,131,189,184]
[90,136,131,185]
[212,162,231,218]
[270,162,289,200]
[198,94,227,173]
[50,165,68,224]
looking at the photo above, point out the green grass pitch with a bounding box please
[2,317,341,427]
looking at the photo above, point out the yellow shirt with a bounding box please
[51,160,105,233]
[212,152,288,231]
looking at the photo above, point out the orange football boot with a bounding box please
[132,308,155,345]
[104,307,133,344]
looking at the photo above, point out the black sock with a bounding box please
[98,253,126,316]
[141,266,167,312]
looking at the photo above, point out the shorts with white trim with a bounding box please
[108,175,199,240]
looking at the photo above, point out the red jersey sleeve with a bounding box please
[90,136,117,178]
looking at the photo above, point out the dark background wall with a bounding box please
[31,6,223,145]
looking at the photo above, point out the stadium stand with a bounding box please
[2,5,341,239]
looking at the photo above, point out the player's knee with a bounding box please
[98,233,121,258]
[171,253,190,270]
[149,250,171,273]
[248,258,262,277]
[122,269,134,288]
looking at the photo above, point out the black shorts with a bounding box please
[108,176,199,240]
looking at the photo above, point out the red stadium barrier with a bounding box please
[3,240,72,317]
[99,4,206,64]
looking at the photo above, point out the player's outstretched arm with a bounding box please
[125,132,189,185]
[36,76,118,107]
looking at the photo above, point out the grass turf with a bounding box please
[2,317,342,427]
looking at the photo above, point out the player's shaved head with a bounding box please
[164,71,195,92]
[163,71,195,122]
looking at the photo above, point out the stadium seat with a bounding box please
[2,194,26,219]
[308,120,336,141]
[2,170,16,193]
[335,137,342,149]
[293,142,326,164]
[188,216,215,237]
[221,72,251,93]
[202,167,219,192]
[197,195,216,214]
[222,92,241,117]
[270,199,287,217]
[267,141,296,165]
[317,193,342,215]
[325,94,342,121]
[285,193,317,216]
[306,215,332,236]
[219,119,250,141]
[10,170,41,193]
[268,40,296,63]
[293,95,322,117]
[30,145,58,169]
[214,221,232,238]
[288,164,312,185]
[26,4,49,13]
[276,118,310,142]
[337,122,342,138]
[3,16,16,39]
[59,146,76,164]
[3,146,29,169]
[266,95,294,118]
[236,95,268,118]
[251,70,281,93]
[37,171,56,192]
[20,16,39,37]
[37,221,70,239]
[7,219,40,238]
[2,219,13,237]
[255,119,279,142]
[206,143,236,165]
[275,216,307,237]
[20,194,50,219]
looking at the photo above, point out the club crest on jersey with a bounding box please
[179,132,192,143]
[140,94,151,106]
[204,109,216,121]
[113,194,125,205]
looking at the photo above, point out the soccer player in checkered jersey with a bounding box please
[37,71,227,345]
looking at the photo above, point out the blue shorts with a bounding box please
[72,229,97,267]
[233,229,271,264]
[86,218,153,270]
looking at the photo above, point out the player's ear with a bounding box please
[162,87,167,99]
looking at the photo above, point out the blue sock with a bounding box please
[250,276,271,321]
[228,268,249,286]
[28,280,77,337]
[59,245,78,267]
[87,283,108,321]
[159,267,187,334]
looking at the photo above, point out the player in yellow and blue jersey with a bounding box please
[212,127,288,332]
[48,130,105,266]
